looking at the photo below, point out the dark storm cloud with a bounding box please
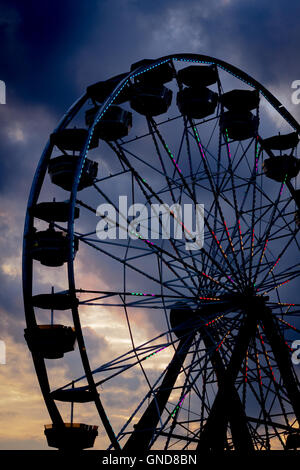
[0,0,95,112]
[1,0,300,110]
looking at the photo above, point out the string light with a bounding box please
[224,219,235,253]
[238,219,244,253]
[169,209,193,236]
[193,127,206,160]
[165,144,182,173]
[259,237,269,264]
[145,345,168,360]
[276,302,295,306]
[199,296,220,301]
[263,279,291,295]
[216,329,231,352]
[267,257,281,276]
[284,305,291,315]
[251,228,255,258]
[131,292,156,296]
[211,230,228,259]
[278,317,297,331]
[255,138,260,173]
[256,351,263,386]
[244,350,248,383]
[280,174,288,196]
[171,394,187,417]
[258,327,276,382]
[225,129,232,159]
[205,314,224,326]
[200,271,220,285]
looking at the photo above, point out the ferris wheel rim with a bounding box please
[22,52,300,451]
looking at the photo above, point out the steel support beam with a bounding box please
[124,334,195,451]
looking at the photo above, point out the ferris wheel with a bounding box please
[22,53,300,451]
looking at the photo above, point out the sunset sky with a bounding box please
[0,0,300,450]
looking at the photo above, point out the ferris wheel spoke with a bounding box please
[112,142,203,292]
[146,118,178,204]
[243,221,297,290]
[183,117,197,201]
[147,117,244,287]
[253,183,288,285]
[191,125,245,284]
[224,137,250,283]
[77,196,199,295]
[93,180,200,295]
[78,236,188,296]
[110,141,236,291]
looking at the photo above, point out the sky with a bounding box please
[0,0,300,450]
